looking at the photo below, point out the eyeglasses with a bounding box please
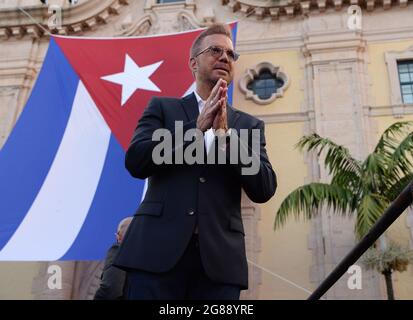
[193,45,240,62]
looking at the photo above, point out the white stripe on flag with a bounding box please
[0,81,111,261]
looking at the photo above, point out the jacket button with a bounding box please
[188,210,195,216]
[199,177,206,183]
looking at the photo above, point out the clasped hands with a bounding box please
[196,79,229,137]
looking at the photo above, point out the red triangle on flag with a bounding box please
[54,30,203,150]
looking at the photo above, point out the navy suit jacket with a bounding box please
[114,93,276,289]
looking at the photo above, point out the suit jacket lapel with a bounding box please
[227,104,239,129]
[180,93,199,127]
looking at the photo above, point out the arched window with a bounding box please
[239,62,289,105]
[247,68,284,100]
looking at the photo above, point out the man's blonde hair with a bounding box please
[190,23,233,59]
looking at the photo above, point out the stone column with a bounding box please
[71,261,104,300]
[302,21,383,299]
[0,36,47,149]
[240,191,262,300]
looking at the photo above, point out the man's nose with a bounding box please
[219,51,230,63]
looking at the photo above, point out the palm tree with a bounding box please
[274,121,413,299]
[362,241,413,300]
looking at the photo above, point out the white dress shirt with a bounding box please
[193,91,215,155]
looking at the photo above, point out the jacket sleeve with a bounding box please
[93,246,126,300]
[125,97,199,179]
[224,120,277,203]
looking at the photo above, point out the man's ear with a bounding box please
[189,57,197,74]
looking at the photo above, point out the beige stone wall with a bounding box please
[233,50,304,116]
[233,47,313,299]
[0,262,41,299]
[368,40,413,107]
[257,122,313,299]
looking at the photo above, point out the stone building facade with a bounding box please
[1,0,413,299]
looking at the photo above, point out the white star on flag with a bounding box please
[101,54,163,106]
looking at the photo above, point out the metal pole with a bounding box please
[308,180,413,300]
[17,6,51,36]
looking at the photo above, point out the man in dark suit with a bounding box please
[94,217,132,300]
[114,23,277,300]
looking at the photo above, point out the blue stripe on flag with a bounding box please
[60,135,145,260]
[0,38,79,250]
[228,22,238,105]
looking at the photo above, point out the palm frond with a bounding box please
[331,169,361,192]
[274,183,355,229]
[276,123,413,238]
[356,193,388,239]
[388,132,413,177]
[296,134,361,181]
[374,121,413,157]
[386,173,413,202]
[369,123,413,194]
[360,153,388,194]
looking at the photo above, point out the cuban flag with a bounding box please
[0,23,238,261]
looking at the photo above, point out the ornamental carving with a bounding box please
[221,0,411,19]
[239,62,290,105]
[0,0,129,39]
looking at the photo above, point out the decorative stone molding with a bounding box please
[240,191,262,300]
[149,11,201,34]
[239,62,290,105]
[115,14,153,36]
[143,0,211,35]
[71,261,104,299]
[222,0,413,20]
[384,45,413,117]
[0,0,129,38]
[144,0,196,12]
[175,11,203,31]
[363,104,413,118]
[302,32,367,65]
[0,86,20,149]
[256,111,311,124]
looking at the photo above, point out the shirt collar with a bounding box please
[193,90,205,110]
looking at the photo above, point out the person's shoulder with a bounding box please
[151,94,190,104]
[108,243,120,252]
[230,106,263,127]
[105,243,120,261]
